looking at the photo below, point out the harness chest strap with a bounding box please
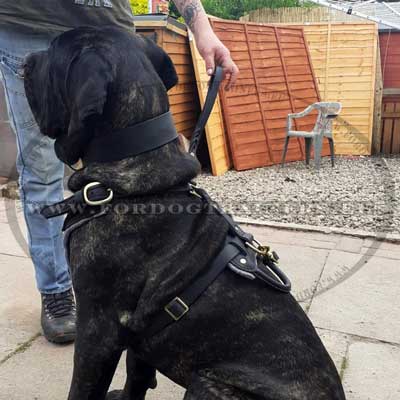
[142,237,243,338]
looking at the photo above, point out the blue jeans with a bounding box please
[0,29,71,294]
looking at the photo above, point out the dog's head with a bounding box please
[24,26,178,165]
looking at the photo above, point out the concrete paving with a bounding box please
[1,196,400,399]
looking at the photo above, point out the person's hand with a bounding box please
[195,30,239,90]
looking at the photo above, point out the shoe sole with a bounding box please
[45,332,76,344]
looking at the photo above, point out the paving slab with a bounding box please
[246,228,328,300]
[360,247,400,260]
[1,217,399,399]
[246,224,339,250]
[316,328,351,373]
[342,341,400,400]
[245,224,339,249]
[308,250,400,344]
[0,254,40,361]
[335,236,364,253]
[0,336,184,400]
[244,225,295,245]
[362,238,400,252]
[0,213,28,258]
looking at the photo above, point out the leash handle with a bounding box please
[189,66,224,155]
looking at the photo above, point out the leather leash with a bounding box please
[188,66,224,156]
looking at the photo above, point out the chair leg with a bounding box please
[305,137,312,166]
[328,138,335,167]
[281,136,290,167]
[313,135,323,170]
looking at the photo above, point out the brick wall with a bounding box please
[151,0,169,13]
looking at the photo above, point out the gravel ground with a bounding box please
[197,155,400,234]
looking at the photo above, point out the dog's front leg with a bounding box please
[107,349,157,400]
[123,348,157,399]
[68,310,123,400]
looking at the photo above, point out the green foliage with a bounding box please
[202,0,305,20]
[168,0,311,22]
[130,0,148,15]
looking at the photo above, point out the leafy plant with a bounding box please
[130,0,148,14]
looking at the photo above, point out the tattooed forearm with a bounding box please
[173,0,203,31]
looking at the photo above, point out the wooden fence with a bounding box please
[134,16,200,140]
[380,32,400,90]
[298,23,378,155]
[241,7,365,24]
[379,32,400,154]
[209,19,329,170]
[242,15,378,155]
[381,97,400,153]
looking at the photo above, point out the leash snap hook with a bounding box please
[245,239,280,264]
[83,182,114,206]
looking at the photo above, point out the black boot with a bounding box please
[41,288,76,344]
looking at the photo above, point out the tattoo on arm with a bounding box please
[173,0,202,31]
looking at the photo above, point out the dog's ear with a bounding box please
[142,36,178,91]
[54,50,114,165]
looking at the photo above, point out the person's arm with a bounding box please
[172,0,239,89]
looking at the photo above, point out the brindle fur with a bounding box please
[24,26,346,400]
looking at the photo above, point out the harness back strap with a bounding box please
[142,237,243,338]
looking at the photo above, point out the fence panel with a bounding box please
[210,19,327,170]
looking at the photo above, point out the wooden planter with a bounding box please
[133,15,200,140]
[209,19,326,171]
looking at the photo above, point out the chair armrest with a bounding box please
[287,105,314,131]
[288,105,314,120]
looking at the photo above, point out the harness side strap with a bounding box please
[142,239,242,338]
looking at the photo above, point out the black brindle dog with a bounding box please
[24,26,346,400]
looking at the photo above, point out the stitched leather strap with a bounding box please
[142,236,243,338]
[189,66,224,155]
[83,111,178,164]
[41,183,191,219]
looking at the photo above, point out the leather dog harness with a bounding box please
[41,67,291,338]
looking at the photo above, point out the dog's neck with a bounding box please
[67,141,201,196]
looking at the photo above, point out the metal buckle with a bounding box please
[83,182,114,206]
[188,182,202,199]
[164,297,189,321]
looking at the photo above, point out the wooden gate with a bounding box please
[381,96,400,154]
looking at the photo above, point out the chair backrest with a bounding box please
[311,102,342,134]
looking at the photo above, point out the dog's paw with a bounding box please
[148,376,157,390]
[106,390,124,400]
[106,390,149,400]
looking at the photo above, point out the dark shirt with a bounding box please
[0,0,134,34]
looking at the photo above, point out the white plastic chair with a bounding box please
[281,102,342,169]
